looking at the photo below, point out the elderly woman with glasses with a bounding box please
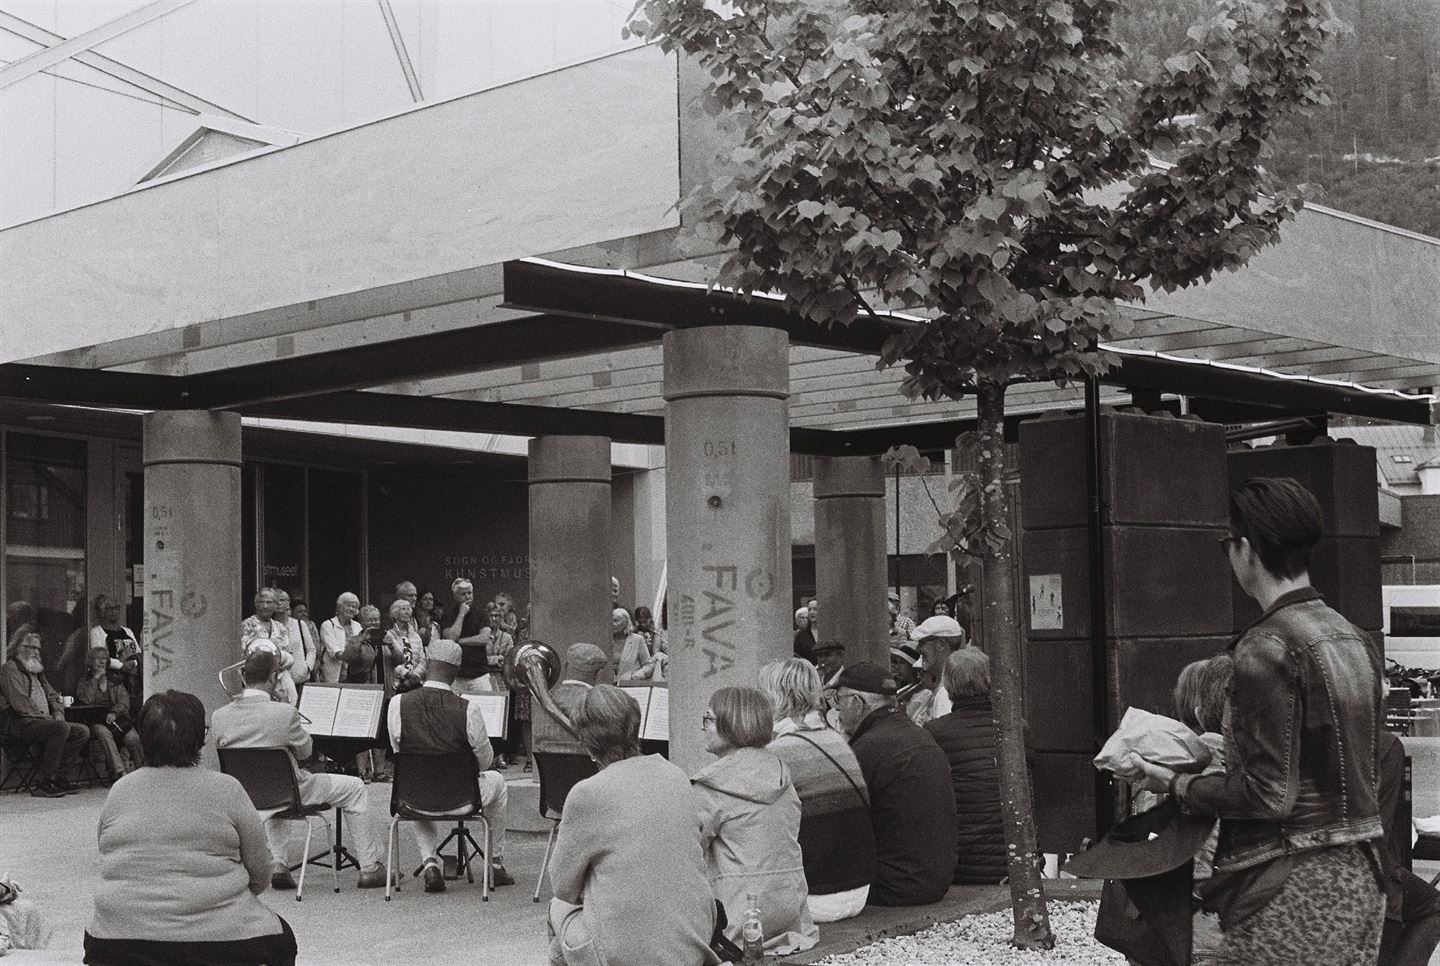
[693,686,817,954]
[758,658,874,922]
[546,685,716,966]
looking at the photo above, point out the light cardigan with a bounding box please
[548,754,717,966]
[89,767,282,942]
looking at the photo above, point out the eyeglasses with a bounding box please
[701,711,717,728]
[1217,535,1241,551]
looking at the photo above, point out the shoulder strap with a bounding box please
[778,731,867,806]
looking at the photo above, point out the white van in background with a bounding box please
[1383,585,1440,671]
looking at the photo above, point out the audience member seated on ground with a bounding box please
[316,592,362,684]
[211,649,395,891]
[547,685,717,966]
[890,645,930,725]
[833,661,958,907]
[83,690,298,966]
[382,598,426,695]
[907,616,966,725]
[385,638,513,893]
[0,626,88,798]
[1379,728,1440,966]
[441,578,495,695]
[75,642,143,782]
[758,658,875,923]
[923,647,1006,885]
[240,589,297,705]
[693,686,818,955]
[530,642,609,757]
[611,608,661,683]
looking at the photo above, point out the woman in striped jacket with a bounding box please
[759,658,876,923]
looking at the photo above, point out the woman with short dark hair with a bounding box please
[693,686,817,954]
[84,690,297,966]
[1128,477,1387,966]
[546,686,715,966]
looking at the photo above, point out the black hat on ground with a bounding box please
[833,661,898,696]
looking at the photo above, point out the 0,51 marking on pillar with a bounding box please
[702,439,736,458]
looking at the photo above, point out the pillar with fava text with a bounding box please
[814,456,890,667]
[142,411,243,726]
[664,326,792,771]
[528,436,613,670]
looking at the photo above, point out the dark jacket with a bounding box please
[925,694,1007,884]
[1177,587,1384,872]
[849,706,957,905]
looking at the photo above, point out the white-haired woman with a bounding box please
[382,598,425,695]
[611,608,662,684]
[757,658,874,922]
[316,592,362,683]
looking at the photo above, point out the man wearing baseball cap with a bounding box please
[832,662,957,906]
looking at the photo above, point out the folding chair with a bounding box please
[218,747,337,901]
[0,736,40,793]
[387,751,493,902]
[531,752,597,902]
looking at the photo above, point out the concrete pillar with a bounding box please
[814,456,890,667]
[528,436,613,669]
[664,326,792,771]
[142,411,243,727]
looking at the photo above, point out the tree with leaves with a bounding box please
[628,0,1340,948]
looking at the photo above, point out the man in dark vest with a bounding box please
[385,638,512,893]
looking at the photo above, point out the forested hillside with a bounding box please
[1116,0,1440,236]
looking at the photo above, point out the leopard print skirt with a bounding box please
[1210,843,1383,966]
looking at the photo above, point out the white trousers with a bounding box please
[409,770,508,864]
[266,771,382,869]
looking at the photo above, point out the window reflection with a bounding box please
[5,433,86,674]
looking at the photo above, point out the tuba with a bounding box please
[502,638,562,698]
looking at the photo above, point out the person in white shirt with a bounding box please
[290,598,321,684]
[386,638,512,893]
[908,615,966,725]
[316,593,362,684]
[273,589,312,690]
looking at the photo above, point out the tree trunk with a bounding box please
[975,376,1054,949]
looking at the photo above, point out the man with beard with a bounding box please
[0,626,89,797]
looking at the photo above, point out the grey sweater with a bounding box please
[89,766,282,942]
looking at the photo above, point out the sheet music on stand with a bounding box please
[298,683,384,739]
[621,685,670,743]
[460,693,510,739]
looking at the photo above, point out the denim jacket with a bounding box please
[1176,587,1383,872]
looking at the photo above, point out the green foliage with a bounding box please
[1117,0,1440,234]
[628,0,1342,404]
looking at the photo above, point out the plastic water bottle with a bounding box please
[741,892,764,963]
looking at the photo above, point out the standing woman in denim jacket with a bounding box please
[1127,477,1386,966]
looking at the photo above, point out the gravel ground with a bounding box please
[815,901,1124,965]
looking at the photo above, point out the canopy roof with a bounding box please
[1,41,1436,451]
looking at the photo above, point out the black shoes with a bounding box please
[491,865,515,887]
[30,779,65,798]
[51,778,80,795]
[270,863,297,891]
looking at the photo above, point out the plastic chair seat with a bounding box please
[531,752,597,902]
[386,751,493,902]
[218,747,338,900]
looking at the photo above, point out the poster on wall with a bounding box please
[1029,574,1063,631]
